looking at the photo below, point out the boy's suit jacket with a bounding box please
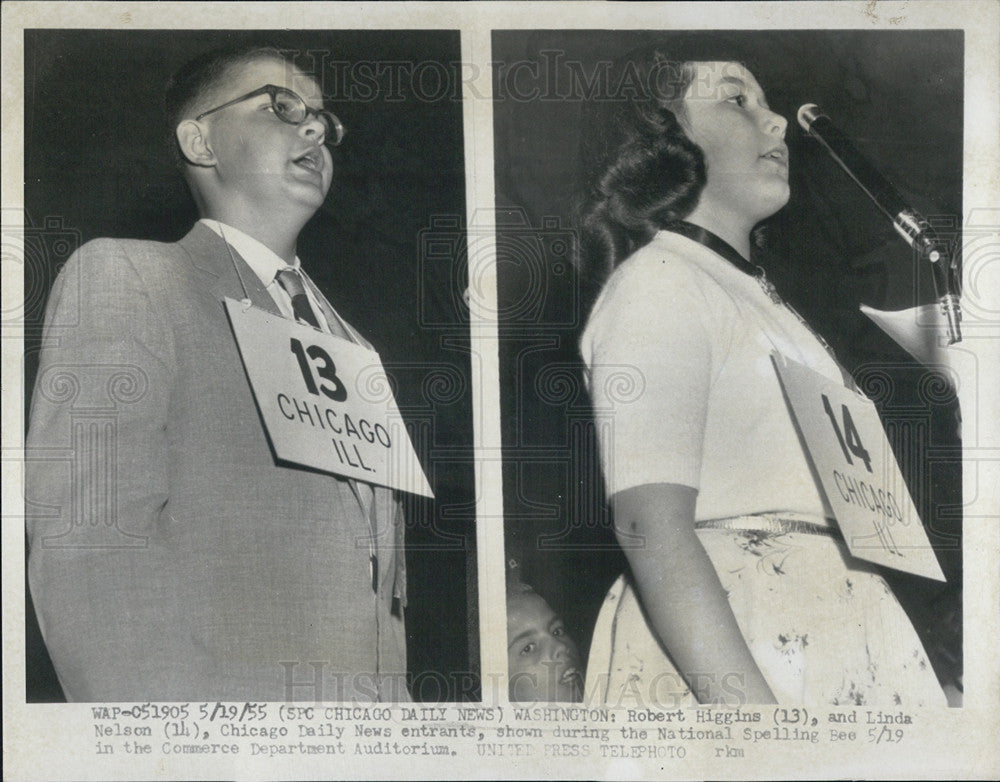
[26,222,408,702]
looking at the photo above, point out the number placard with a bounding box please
[224,298,433,498]
[772,355,944,581]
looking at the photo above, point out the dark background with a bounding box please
[23,29,477,702]
[494,30,964,691]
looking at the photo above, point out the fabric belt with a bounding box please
[694,512,841,539]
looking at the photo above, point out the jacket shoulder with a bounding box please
[74,236,184,263]
[64,236,194,282]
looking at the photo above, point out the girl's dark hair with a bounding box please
[577,51,707,295]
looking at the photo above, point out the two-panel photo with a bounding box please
[9,9,989,780]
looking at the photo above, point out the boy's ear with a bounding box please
[175,120,216,167]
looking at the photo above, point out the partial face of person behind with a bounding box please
[507,590,583,702]
[181,55,334,223]
[680,61,790,227]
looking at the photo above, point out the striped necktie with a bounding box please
[275,267,321,329]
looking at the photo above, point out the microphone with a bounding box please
[797,103,961,343]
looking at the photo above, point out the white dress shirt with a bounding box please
[200,218,334,332]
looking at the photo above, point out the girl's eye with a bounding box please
[552,626,564,637]
[520,643,536,655]
[728,94,747,107]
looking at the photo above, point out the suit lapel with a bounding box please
[296,267,376,514]
[299,268,373,347]
[177,222,281,317]
[177,223,372,515]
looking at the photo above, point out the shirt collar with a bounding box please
[199,218,300,286]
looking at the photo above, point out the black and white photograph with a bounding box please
[20,29,477,704]
[495,29,964,708]
[2,2,999,780]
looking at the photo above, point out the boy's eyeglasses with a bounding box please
[195,84,345,147]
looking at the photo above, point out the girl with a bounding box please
[579,53,946,707]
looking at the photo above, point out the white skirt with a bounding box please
[584,520,947,707]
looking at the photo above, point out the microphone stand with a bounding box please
[893,210,962,346]
[798,104,962,345]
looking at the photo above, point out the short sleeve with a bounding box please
[582,254,717,496]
